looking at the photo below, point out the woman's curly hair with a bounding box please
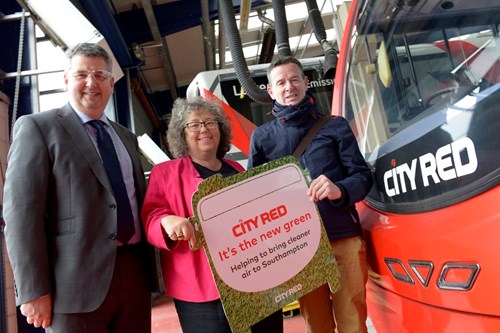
[166,97,233,159]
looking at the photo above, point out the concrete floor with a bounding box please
[151,295,377,333]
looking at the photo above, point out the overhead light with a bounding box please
[131,42,145,61]
[18,0,123,81]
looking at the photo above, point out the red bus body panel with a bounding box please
[333,0,500,331]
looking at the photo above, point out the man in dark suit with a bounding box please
[3,43,160,332]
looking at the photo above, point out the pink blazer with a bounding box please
[141,155,244,302]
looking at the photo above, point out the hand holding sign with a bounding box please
[190,156,339,333]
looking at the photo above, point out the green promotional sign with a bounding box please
[190,156,340,333]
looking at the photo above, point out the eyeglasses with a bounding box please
[69,69,113,82]
[184,120,219,132]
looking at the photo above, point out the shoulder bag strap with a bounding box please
[292,115,331,158]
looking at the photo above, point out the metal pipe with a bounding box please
[140,0,178,101]
[200,0,215,71]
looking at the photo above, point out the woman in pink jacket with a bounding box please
[141,97,283,333]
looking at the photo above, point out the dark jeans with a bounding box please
[173,299,283,333]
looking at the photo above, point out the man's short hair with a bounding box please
[267,56,305,83]
[65,43,112,71]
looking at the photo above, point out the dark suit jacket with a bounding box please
[3,103,162,313]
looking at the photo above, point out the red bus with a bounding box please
[334,0,500,331]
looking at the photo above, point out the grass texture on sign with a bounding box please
[190,156,340,333]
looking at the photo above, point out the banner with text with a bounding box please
[190,156,340,333]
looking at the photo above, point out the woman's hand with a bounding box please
[161,215,197,247]
[307,174,342,202]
